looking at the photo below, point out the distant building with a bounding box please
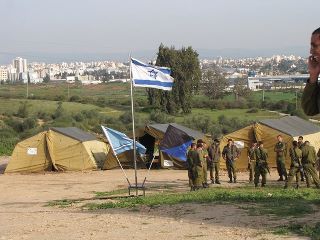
[0,68,8,82]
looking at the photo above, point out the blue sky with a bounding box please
[0,0,319,63]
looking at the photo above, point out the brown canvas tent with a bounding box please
[5,127,107,173]
[138,123,206,169]
[220,116,320,169]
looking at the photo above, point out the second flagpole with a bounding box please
[129,55,138,196]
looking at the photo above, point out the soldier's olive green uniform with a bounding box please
[247,147,256,182]
[187,149,196,189]
[285,147,302,188]
[298,142,306,181]
[274,142,287,180]
[193,149,204,188]
[201,149,208,185]
[301,145,320,188]
[301,81,320,116]
[254,147,268,187]
[208,143,221,183]
[222,145,240,182]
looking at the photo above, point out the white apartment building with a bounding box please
[0,68,8,81]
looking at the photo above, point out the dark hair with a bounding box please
[292,140,298,147]
[214,138,220,143]
[258,141,263,145]
[298,136,303,140]
[196,143,203,148]
[191,143,196,148]
[228,139,233,142]
[312,27,320,35]
[197,139,204,144]
[277,134,282,138]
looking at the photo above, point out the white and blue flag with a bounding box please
[131,58,174,91]
[101,126,146,155]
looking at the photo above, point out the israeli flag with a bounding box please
[131,58,174,91]
[101,126,146,156]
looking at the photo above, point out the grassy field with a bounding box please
[175,108,279,123]
[0,82,146,100]
[0,98,121,117]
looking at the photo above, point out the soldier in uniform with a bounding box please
[247,142,257,183]
[194,142,204,189]
[201,142,209,188]
[297,136,305,181]
[284,141,302,189]
[301,141,320,188]
[222,139,240,183]
[274,135,288,181]
[254,141,269,187]
[186,143,197,191]
[208,139,221,184]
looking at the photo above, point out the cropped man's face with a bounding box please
[310,33,320,57]
[277,136,282,142]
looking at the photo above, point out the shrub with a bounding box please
[149,110,174,124]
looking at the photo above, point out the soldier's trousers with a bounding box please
[303,163,320,187]
[254,164,267,186]
[226,161,237,180]
[188,169,195,188]
[248,161,256,182]
[285,166,300,188]
[276,158,287,178]
[194,166,203,188]
[202,162,208,184]
[209,162,220,182]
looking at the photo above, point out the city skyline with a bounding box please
[0,0,319,64]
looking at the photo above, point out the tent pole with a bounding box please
[142,153,156,187]
[129,55,138,196]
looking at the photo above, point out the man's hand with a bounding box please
[309,55,320,83]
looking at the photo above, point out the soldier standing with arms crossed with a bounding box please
[274,135,288,181]
[208,139,221,184]
[222,139,240,183]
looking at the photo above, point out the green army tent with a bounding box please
[138,123,206,169]
[220,116,320,169]
[5,127,107,173]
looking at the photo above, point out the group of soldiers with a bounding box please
[187,135,320,191]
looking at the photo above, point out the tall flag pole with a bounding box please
[129,54,139,196]
[131,57,175,189]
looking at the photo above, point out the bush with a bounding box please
[69,95,81,102]
[16,101,29,118]
[149,110,174,124]
[247,108,259,113]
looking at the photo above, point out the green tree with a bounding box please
[202,69,228,99]
[233,78,251,100]
[147,44,201,114]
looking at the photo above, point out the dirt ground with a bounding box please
[0,156,312,240]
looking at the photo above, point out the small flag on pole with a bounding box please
[131,58,174,91]
[160,125,193,161]
[101,126,146,155]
